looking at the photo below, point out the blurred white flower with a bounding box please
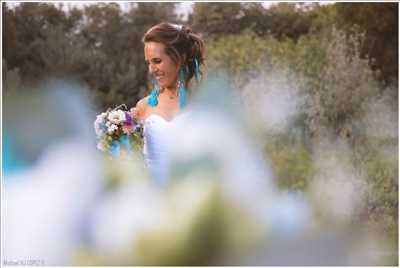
[309,139,367,224]
[95,112,107,122]
[3,140,103,265]
[94,127,104,137]
[108,110,126,125]
[107,124,118,134]
[241,72,304,134]
[94,118,104,137]
[96,141,107,151]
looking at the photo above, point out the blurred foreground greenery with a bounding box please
[3,1,398,258]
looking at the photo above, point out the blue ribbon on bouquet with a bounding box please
[109,135,132,157]
[119,135,131,152]
[109,140,120,157]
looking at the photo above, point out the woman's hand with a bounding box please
[130,107,138,119]
[130,97,148,121]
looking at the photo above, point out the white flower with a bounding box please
[97,141,107,151]
[107,124,118,134]
[94,112,109,137]
[97,112,107,121]
[95,126,104,137]
[94,117,103,129]
[94,119,104,136]
[108,110,126,125]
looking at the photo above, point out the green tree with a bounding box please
[190,3,243,37]
[335,3,398,86]
[263,3,314,41]
[190,2,316,41]
[2,2,180,109]
[3,3,70,81]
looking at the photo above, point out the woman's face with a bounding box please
[144,42,180,89]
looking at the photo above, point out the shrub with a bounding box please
[207,26,397,240]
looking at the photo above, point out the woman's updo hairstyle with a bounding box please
[142,22,205,86]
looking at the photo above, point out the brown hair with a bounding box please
[142,22,205,86]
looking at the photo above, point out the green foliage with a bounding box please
[300,28,380,137]
[351,136,398,237]
[257,3,314,40]
[191,2,316,41]
[264,135,314,192]
[190,3,243,36]
[206,31,270,86]
[3,2,178,110]
[206,17,397,240]
[3,2,397,107]
[3,60,21,96]
[3,3,71,78]
[334,3,398,86]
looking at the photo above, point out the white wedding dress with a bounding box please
[142,114,175,186]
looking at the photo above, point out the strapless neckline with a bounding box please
[144,113,185,124]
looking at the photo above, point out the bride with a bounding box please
[131,22,205,185]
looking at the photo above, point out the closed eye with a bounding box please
[145,58,161,64]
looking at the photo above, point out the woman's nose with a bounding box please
[149,64,157,74]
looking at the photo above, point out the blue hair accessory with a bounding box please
[194,58,199,82]
[179,67,187,108]
[148,70,187,108]
[147,81,159,107]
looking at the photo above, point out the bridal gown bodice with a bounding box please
[143,114,173,186]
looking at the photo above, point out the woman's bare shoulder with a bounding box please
[136,96,150,108]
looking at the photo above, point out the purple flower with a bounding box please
[124,111,132,125]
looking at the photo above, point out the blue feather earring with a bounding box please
[178,67,187,108]
[147,78,159,107]
[194,58,200,82]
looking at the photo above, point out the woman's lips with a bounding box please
[154,73,163,80]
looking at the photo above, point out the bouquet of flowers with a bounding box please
[94,104,143,157]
